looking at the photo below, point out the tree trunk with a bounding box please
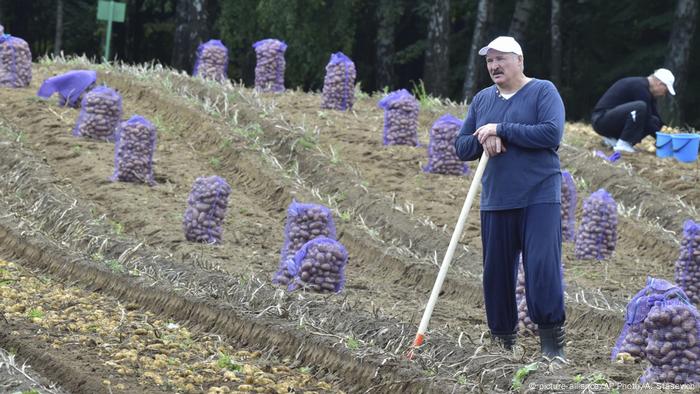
[550,0,562,86]
[172,0,209,72]
[424,0,450,97]
[462,0,491,101]
[376,0,402,90]
[508,0,535,44]
[53,0,63,56]
[659,0,698,126]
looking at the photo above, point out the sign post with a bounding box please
[97,0,126,62]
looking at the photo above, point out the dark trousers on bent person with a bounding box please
[480,203,565,335]
[591,100,650,145]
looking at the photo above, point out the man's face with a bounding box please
[485,50,522,85]
[650,77,669,97]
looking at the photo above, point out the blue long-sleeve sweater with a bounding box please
[455,79,565,211]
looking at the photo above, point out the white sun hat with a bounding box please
[653,68,675,95]
[478,36,523,56]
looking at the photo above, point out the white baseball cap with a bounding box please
[653,68,675,95]
[478,36,523,56]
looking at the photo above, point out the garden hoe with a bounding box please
[408,151,489,360]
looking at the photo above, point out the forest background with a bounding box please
[1,0,698,128]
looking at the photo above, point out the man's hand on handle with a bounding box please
[482,135,506,157]
[474,123,506,157]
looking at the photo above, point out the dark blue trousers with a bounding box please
[480,203,566,335]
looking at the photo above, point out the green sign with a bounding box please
[96,1,126,62]
[97,1,125,22]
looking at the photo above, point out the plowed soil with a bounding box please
[0,60,697,392]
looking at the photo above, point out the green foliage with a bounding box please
[105,259,125,273]
[209,157,222,168]
[109,220,123,235]
[511,362,538,390]
[299,366,312,374]
[217,353,242,371]
[27,308,44,320]
[346,337,360,350]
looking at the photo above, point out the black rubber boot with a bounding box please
[492,332,517,350]
[539,325,565,359]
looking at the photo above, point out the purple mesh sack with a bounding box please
[561,170,577,242]
[321,52,356,111]
[72,86,122,141]
[423,114,468,175]
[611,277,680,361]
[675,220,700,307]
[515,255,537,335]
[0,35,32,88]
[37,70,97,108]
[253,39,287,92]
[640,294,700,384]
[287,237,348,293]
[193,39,228,82]
[516,254,565,335]
[377,89,419,146]
[273,201,337,287]
[183,176,231,244]
[112,115,157,186]
[574,188,617,260]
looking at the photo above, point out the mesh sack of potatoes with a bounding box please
[0,34,32,88]
[273,201,337,287]
[676,220,700,307]
[561,170,577,242]
[611,277,679,361]
[287,237,348,293]
[111,115,157,186]
[423,114,468,175]
[37,70,97,108]
[640,293,700,385]
[193,39,229,82]
[515,254,566,335]
[72,86,122,141]
[515,256,537,335]
[321,52,356,111]
[378,89,419,146]
[182,176,231,244]
[252,38,287,92]
[574,188,617,260]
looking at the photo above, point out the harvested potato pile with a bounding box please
[288,237,348,293]
[423,114,468,175]
[378,89,420,146]
[273,201,336,287]
[0,35,31,88]
[321,52,356,111]
[253,38,287,92]
[73,86,122,141]
[612,277,679,361]
[575,188,617,260]
[641,296,700,384]
[183,175,232,244]
[561,170,577,242]
[112,115,157,185]
[193,39,228,82]
[676,220,700,307]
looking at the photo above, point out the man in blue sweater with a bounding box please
[455,36,566,359]
[591,68,675,153]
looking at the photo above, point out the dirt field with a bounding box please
[0,58,697,392]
